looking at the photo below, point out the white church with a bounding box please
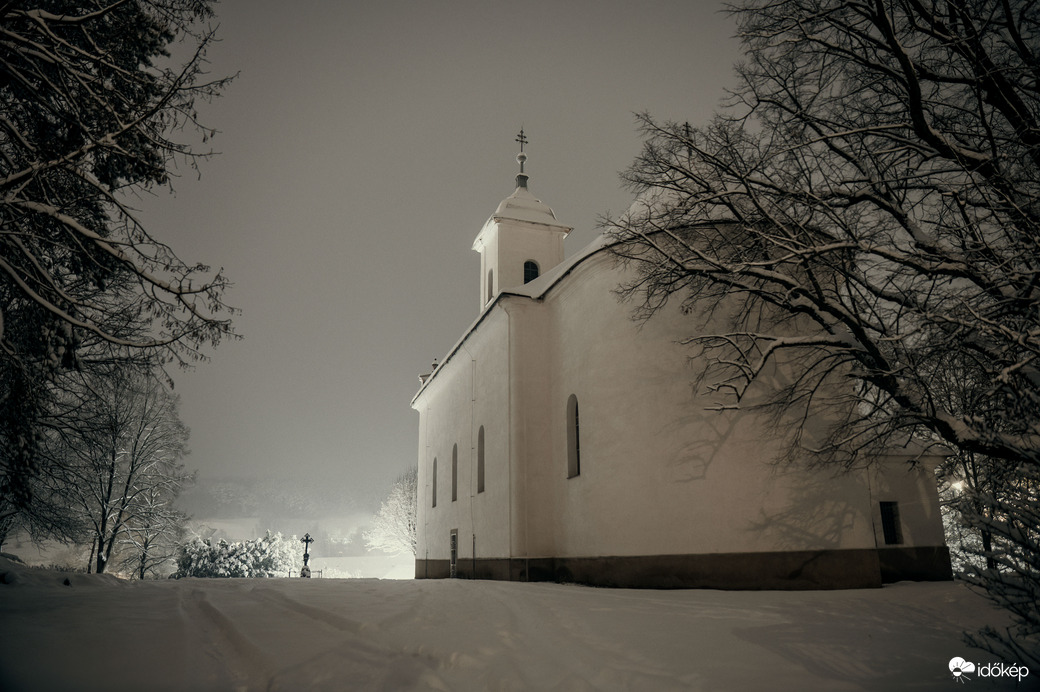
[411,138,952,589]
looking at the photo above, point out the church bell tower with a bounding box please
[472,130,572,310]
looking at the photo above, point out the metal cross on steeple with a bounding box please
[515,129,528,175]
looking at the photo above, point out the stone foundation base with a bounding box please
[415,547,952,590]
[877,545,952,583]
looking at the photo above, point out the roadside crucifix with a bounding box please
[300,533,314,578]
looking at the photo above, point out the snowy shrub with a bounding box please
[174,532,300,578]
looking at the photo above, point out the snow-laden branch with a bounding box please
[610,0,1040,661]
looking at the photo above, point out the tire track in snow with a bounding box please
[234,584,452,691]
[248,586,367,635]
[179,587,275,691]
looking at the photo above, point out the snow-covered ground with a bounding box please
[0,557,1027,691]
[308,555,414,580]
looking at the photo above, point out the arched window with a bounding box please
[523,260,540,284]
[477,426,485,493]
[451,444,458,502]
[567,394,581,478]
[487,269,494,304]
[432,458,438,508]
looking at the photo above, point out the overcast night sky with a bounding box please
[138,0,744,505]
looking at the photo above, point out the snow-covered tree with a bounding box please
[608,0,1039,664]
[116,481,192,579]
[0,0,237,533]
[364,468,417,556]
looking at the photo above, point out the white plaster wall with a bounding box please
[499,298,557,559]
[492,221,566,295]
[414,361,472,564]
[475,219,567,308]
[467,314,515,560]
[536,252,884,558]
[414,309,514,563]
[868,456,948,548]
[474,228,498,310]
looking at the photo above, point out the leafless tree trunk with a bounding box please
[40,370,191,575]
[118,481,191,579]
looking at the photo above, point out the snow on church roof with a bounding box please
[487,183,567,228]
[484,130,571,231]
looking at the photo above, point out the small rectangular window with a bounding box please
[880,501,903,545]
